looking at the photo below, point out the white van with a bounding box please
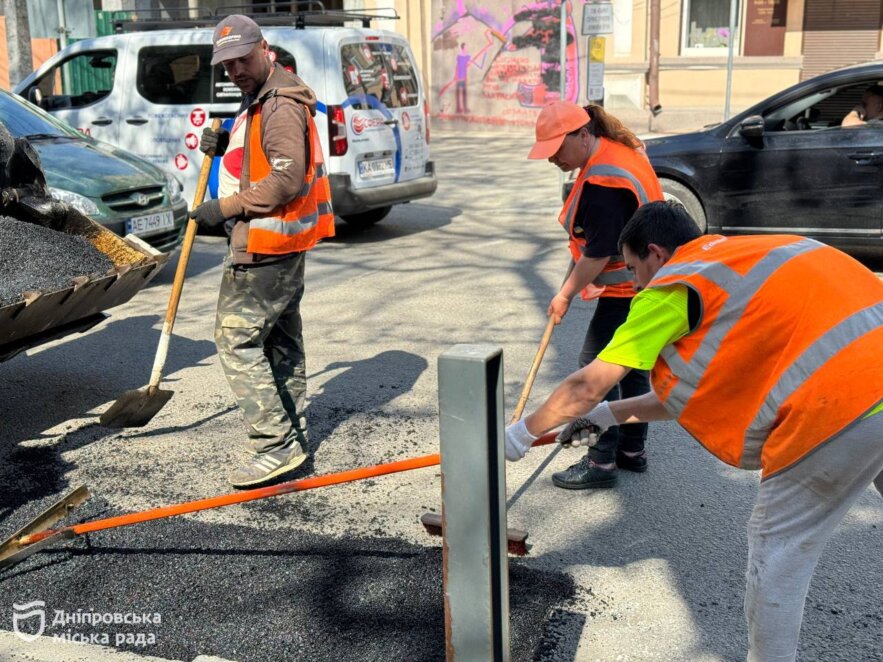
[15,9,436,229]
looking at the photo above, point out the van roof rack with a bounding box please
[112,1,399,33]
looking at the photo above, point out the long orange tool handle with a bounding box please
[21,433,560,546]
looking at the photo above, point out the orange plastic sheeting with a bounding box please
[0,18,58,90]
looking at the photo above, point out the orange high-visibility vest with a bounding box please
[559,137,663,299]
[649,234,883,477]
[245,103,335,255]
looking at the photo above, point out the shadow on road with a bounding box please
[304,350,429,454]
[0,314,215,518]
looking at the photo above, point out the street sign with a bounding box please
[582,1,614,36]
[587,36,606,102]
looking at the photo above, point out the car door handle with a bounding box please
[383,118,398,126]
[125,117,149,126]
[847,152,883,165]
[91,117,114,126]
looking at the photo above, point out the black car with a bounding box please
[644,61,883,249]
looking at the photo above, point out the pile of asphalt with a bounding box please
[0,495,575,661]
[0,216,113,307]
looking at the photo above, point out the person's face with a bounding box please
[860,91,883,121]
[622,243,671,292]
[222,41,272,95]
[548,127,594,172]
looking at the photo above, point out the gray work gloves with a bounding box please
[199,126,229,156]
[189,199,226,229]
[505,418,538,462]
[555,401,618,448]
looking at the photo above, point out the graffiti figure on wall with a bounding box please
[438,31,507,114]
[433,0,585,124]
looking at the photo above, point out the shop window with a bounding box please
[681,0,741,56]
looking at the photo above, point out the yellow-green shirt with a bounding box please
[598,285,690,370]
[597,284,883,419]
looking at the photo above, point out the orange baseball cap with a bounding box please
[527,101,590,160]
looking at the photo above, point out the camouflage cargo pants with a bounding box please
[215,252,308,454]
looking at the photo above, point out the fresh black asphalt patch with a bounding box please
[0,496,575,661]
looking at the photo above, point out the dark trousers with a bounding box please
[578,296,649,463]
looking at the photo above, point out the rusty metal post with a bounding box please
[438,344,510,661]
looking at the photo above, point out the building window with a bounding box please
[681,0,741,55]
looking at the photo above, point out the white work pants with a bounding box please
[745,412,883,661]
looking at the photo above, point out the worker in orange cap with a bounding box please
[525,100,664,490]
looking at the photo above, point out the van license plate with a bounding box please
[126,210,175,236]
[358,157,394,180]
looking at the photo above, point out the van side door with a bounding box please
[26,46,125,144]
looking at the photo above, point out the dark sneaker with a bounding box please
[551,456,618,490]
[229,443,307,488]
[616,450,648,473]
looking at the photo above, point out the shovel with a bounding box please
[100,118,222,428]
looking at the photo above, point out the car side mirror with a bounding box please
[26,86,44,107]
[739,115,765,138]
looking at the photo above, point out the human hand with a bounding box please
[547,293,571,325]
[199,127,229,155]
[556,401,618,448]
[189,199,226,228]
[504,418,538,462]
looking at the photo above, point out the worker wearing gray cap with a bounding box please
[191,14,335,488]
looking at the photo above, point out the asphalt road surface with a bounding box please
[0,127,881,661]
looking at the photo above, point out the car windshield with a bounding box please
[0,91,83,140]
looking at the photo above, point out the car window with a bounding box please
[341,41,419,110]
[32,50,117,111]
[0,90,82,139]
[765,81,883,132]
[137,45,213,105]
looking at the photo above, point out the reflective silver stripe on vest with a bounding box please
[586,164,651,205]
[594,266,634,285]
[317,200,333,217]
[740,300,883,468]
[250,212,318,236]
[650,238,825,427]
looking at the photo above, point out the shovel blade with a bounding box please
[99,387,173,428]
[0,486,89,570]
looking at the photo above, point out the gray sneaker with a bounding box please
[228,443,307,488]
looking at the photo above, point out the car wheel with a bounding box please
[659,179,707,233]
[340,206,392,230]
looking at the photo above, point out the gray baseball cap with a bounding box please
[211,15,263,65]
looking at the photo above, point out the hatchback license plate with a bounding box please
[358,157,394,180]
[126,210,175,236]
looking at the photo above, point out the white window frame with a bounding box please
[680,0,742,57]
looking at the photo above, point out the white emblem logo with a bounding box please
[13,601,46,642]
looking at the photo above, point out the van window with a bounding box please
[33,50,116,110]
[341,42,419,110]
[212,45,298,104]
[138,46,213,105]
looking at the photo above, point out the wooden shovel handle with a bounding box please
[147,118,221,390]
[509,259,576,424]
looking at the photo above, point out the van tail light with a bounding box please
[424,100,430,144]
[328,104,348,156]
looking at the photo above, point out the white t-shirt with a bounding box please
[218,109,249,199]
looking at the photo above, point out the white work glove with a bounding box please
[504,418,538,462]
[556,401,618,448]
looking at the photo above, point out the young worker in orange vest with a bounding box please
[528,101,663,490]
[506,200,883,661]
[190,15,334,488]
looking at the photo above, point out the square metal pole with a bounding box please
[438,344,510,662]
